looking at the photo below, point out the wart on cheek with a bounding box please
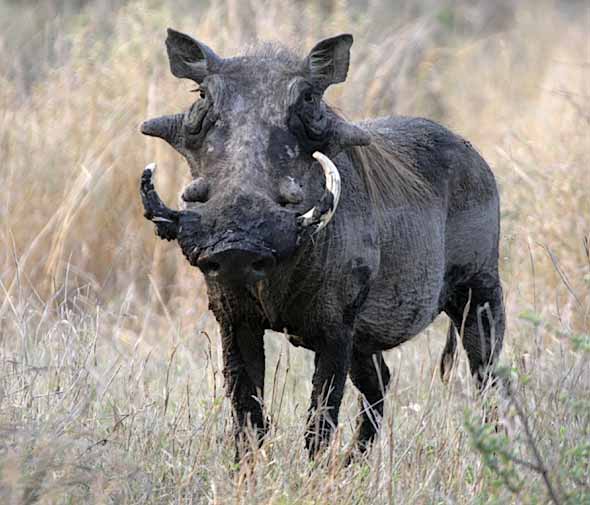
[278,176,304,205]
[182,177,210,203]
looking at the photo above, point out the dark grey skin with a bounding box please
[140,29,505,459]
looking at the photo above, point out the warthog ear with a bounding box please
[140,113,184,147]
[304,34,353,92]
[166,28,222,83]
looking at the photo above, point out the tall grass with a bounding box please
[0,0,588,503]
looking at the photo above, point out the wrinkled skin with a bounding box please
[140,29,505,460]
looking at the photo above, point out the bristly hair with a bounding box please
[242,41,302,69]
[349,124,433,216]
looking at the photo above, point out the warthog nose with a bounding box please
[197,247,276,282]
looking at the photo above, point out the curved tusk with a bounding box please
[298,151,341,233]
[140,162,180,241]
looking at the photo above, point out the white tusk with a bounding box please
[145,162,157,173]
[299,151,341,232]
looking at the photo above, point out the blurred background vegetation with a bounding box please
[0,0,587,333]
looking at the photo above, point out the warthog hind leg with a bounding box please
[444,275,505,391]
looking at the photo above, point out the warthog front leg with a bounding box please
[306,330,353,457]
[217,317,267,461]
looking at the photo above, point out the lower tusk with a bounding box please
[298,151,341,232]
[140,161,180,241]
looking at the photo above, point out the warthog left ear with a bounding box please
[166,28,222,83]
[304,34,353,92]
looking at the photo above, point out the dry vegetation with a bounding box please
[0,0,588,503]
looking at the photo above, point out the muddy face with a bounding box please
[140,29,369,284]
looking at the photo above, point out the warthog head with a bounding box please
[140,29,369,284]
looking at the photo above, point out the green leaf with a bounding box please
[518,310,543,327]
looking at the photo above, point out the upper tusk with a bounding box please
[314,151,341,215]
[298,151,341,232]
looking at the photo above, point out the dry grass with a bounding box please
[0,0,588,503]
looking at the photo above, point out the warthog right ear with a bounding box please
[166,28,222,83]
[304,34,353,92]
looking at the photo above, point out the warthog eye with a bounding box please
[288,87,328,151]
[184,91,217,147]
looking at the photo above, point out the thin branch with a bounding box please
[503,382,564,505]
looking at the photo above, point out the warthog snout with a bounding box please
[197,243,276,283]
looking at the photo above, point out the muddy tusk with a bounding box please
[140,162,181,241]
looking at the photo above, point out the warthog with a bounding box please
[140,29,504,458]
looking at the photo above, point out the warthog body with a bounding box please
[140,30,504,458]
